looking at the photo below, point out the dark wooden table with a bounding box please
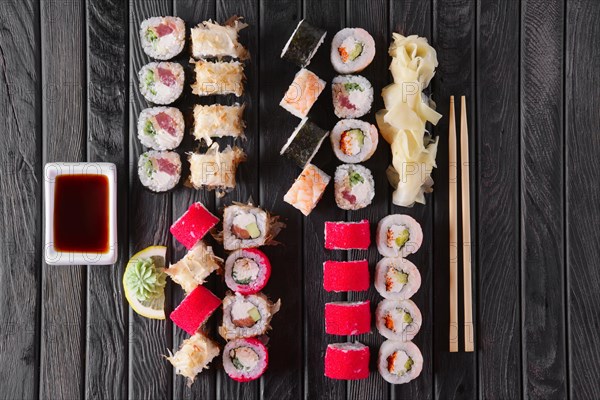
[2,0,599,399]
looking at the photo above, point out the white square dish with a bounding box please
[44,162,118,265]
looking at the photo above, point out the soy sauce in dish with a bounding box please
[54,174,109,253]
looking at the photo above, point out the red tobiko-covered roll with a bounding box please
[170,285,221,335]
[324,220,371,250]
[325,342,370,380]
[325,301,371,335]
[323,260,369,292]
[170,202,219,249]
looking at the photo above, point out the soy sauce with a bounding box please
[54,174,109,253]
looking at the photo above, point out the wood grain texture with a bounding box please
[128,1,173,399]
[345,0,390,399]
[432,0,478,397]
[0,0,41,398]
[521,0,567,398]
[258,1,303,399]
[85,0,129,398]
[566,1,600,399]
[389,0,435,398]
[477,0,521,399]
[301,1,346,399]
[39,0,87,398]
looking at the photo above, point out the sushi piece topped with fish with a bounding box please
[331,28,376,74]
[376,299,422,342]
[281,19,327,67]
[222,203,284,251]
[191,16,249,60]
[219,292,281,340]
[280,68,326,119]
[374,257,421,300]
[284,164,331,216]
[137,107,184,150]
[138,150,181,192]
[223,338,269,382]
[334,164,375,210]
[188,143,246,197]
[280,118,329,168]
[378,340,423,384]
[376,214,423,257]
[139,62,184,105]
[140,16,186,60]
[332,75,374,118]
[330,119,379,163]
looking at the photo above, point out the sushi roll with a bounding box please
[193,103,246,146]
[224,249,271,295]
[139,62,184,105]
[191,60,245,97]
[331,28,376,74]
[378,340,423,384]
[324,220,371,250]
[325,301,371,335]
[219,292,281,340]
[280,119,329,168]
[188,143,246,196]
[376,299,422,342]
[332,75,373,118]
[170,202,220,250]
[223,338,269,382]
[223,203,283,250]
[166,332,220,384]
[376,214,423,257]
[191,17,249,60]
[374,257,421,300]
[323,260,369,292]
[330,119,379,163]
[137,107,184,150]
[325,342,370,380]
[170,285,221,335]
[284,164,331,216]
[138,150,181,192]
[280,68,325,119]
[281,19,327,67]
[166,241,223,294]
[334,164,375,210]
[140,16,186,60]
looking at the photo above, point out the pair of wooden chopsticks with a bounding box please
[448,96,474,353]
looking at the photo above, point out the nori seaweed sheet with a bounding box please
[281,20,326,67]
[282,120,329,168]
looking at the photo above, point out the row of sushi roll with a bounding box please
[135,16,250,196]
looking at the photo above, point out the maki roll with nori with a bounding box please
[332,75,374,118]
[139,62,184,105]
[376,299,422,342]
[330,119,379,163]
[223,338,269,382]
[219,292,281,340]
[376,214,423,257]
[334,164,375,210]
[137,107,184,150]
[331,28,376,74]
[280,118,329,168]
[138,150,181,192]
[140,16,186,60]
[281,19,327,67]
[224,249,271,295]
[374,257,421,300]
[378,340,423,384]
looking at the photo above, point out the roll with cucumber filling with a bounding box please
[334,164,375,210]
[378,340,423,384]
[375,299,422,342]
[223,338,269,382]
[330,28,376,74]
[219,293,281,340]
[225,249,271,295]
[374,257,421,300]
[332,75,374,119]
[138,62,184,105]
[222,203,284,251]
[376,214,423,257]
[331,119,378,163]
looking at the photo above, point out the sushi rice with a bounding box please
[375,299,422,342]
[376,214,423,257]
[334,164,375,210]
[138,150,181,192]
[331,28,376,74]
[219,292,281,340]
[137,107,184,150]
[332,75,374,118]
[374,257,421,300]
[139,62,184,105]
[222,338,268,382]
[378,340,423,384]
[140,16,186,60]
[330,119,379,163]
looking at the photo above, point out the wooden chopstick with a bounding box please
[460,96,474,352]
[448,96,458,353]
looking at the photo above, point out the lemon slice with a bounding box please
[123,245,167,320]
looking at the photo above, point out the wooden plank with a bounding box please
[128,1,173,399]
[0,0,41,397]
[521,0,567,398]
[389,0,435,398]
[476,0,521,398]
[432,0,478,397]
[258,1,303,399]
[169,1,217,399]
[85,0,129,398]
[566,1,600,398]
[39,0,87,397]
[345,0,389,399]
[301,2,346,399]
